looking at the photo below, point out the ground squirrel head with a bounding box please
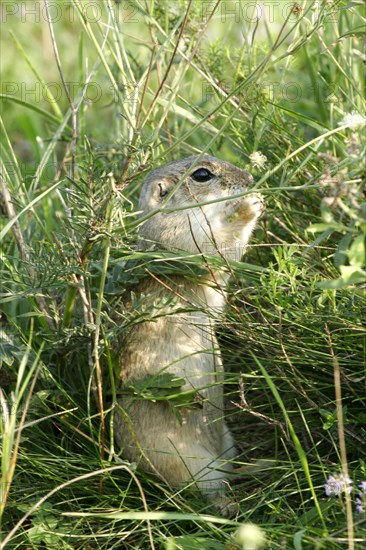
[138,155,264,261]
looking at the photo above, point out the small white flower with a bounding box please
[235,523,266,550]
[355,497,364,513]
[324,473,353,496]
[340,111,366,129]
[355,483,366,514]
[249,151,267,171]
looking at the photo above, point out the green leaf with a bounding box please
[334,232,353,268]
[121,373,206,424]
[293,529,306,550]
[307,222,348,234]
[297,499,335,525]
[320,407,337,430]
[317,266,366,289]
[123,373,202,407]
[348,234,366,268]
[0,95,66,128]
[133,373,187,391]
[339,265,366,283]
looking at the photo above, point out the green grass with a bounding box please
[0,0,365,548]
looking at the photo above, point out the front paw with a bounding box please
[240,193,265,217]
[227,193,265,222]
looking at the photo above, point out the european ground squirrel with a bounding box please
[115,154,264,515]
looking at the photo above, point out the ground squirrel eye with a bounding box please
[191,168,215,183]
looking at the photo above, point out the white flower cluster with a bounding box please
[324,473,353,496]
[249,151,267,171]
[340,111,366,129]
[324,473,366,514]
[355,481,366,513]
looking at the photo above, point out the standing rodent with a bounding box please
[115,154,264,515]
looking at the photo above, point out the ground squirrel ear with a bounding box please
[158,182,168,198]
